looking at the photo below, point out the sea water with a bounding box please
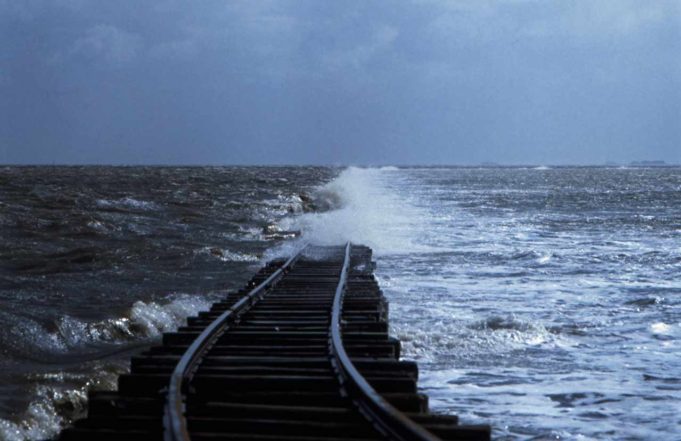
[1,166,679,440]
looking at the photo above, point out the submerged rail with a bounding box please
[330,243,441,441]
[163,246,306,441]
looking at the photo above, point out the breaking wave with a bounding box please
[0,378,104,441]
[0,294,215,440]
[1,294,214,358]
[196,247,259,262]
[275,167,431,255]
[96,197,158,211]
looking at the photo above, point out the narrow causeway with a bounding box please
[57,243,491,441]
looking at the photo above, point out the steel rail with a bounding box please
[329,242,442,441]
[164,245,307,441]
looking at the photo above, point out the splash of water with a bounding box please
[276,167,431,255]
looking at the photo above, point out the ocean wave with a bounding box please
[275,167,436,255]
[196,246,260,262]
[393,313,564,362]
[261,224,300,240]
[0,294,214,361]
[258,194,305,217]
[0,363,128,441]
[299,188,343,213]
[257,189,344,220]
[123,294,216,338]
[96,197,158,211]
[256,188,345,218]
[61,294,215,345]
[468,315,543,332]
[0,293,214,440]
[85,219,115,233]
[0,384,89,441]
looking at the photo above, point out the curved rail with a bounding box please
[164,245,307,441]
[329,242,442,441]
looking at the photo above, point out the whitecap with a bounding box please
[196,247,259,262]
[3,294,215,358]
[61,294,215,347]
[0,385,88,441]
[0,360,130,441]
[650,322,671,334]
[393,313,563,362]
[96,197,158,211]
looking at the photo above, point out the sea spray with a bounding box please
[276,167,433,255]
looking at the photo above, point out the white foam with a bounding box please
[393,313,562,362]
[0,386,87,441]
[49,294,214,350]
[96,197,157,210]
[277,167,433,256]
[127,295,214,337]
[650,322,670,334]
[196,247,259,262]
[0,294,215,440]
[260,194,306,217]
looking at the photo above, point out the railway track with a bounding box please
[58,243,491,441]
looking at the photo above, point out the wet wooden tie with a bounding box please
[58,244,491,441]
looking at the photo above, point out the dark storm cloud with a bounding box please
[1,0,680,165]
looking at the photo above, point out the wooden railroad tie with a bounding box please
[57,243,491,441]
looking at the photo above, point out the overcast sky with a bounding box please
[1,0,680,165]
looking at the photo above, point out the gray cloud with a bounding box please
[1,0,679,165]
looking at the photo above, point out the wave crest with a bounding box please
[275,167,430,255]
[96,197,158,211]
[0,293,215,440]
[196,247,259,262]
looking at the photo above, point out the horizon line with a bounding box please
[1,162,679,168]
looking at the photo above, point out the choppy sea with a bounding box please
[1,165,679,440]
